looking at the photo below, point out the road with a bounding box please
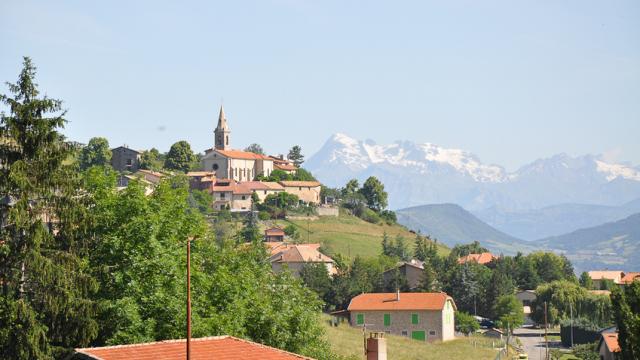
[513,327,548,360]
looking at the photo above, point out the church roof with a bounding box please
[216,149,271,160]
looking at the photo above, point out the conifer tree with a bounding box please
[0,57,97,359]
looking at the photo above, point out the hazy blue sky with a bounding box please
[1,0,638,170]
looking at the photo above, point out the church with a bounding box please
[201,106,290,181]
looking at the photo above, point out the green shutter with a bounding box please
[411,313,419,324]
[411,331,426,341]
[356,314,364,325]
[384,314,391,326]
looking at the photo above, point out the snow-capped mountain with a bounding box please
[305,133,640,210]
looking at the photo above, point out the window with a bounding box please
[411,314,419,325]
[264,190,267,194]
[226,136,228,145]
[299,187,302,190]
[220,193,225,199]
[126,159,132,165]
[383,314,391,327]
[241,195,246,200]
[213,163,219,171]
[401,330,408,337]
[429,330,436,336]
[356,314,364,325]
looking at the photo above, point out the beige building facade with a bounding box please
[279,181,321,204]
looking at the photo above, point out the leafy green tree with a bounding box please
[455,312,480,335]
[341,179,359,197]
[485,270,515,318]
[294,168,316,181]
[419,261,439,292]
[287,145,304,167]
[514,254,541,290]
[140,148,163,170]
[531,280,611,327]
[284,224,300,242]
[188,188,213,215]
[530,252,567,283]
[263,169,292,182]
[379,210,396,224]
[494,295,524,334]
[571,342,599,360]
[0,57,98,359]
[450,241,488,258]
[442,262,491,316]
[244,143,264,154]
[611,281,640,359]
[300,263,333,308]
[359,176,388,211]
[579,271,593,289]
[79,136,112,169]
[164,140,195,172]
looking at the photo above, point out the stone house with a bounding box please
[186,171,216,191]
[347,292,456,342]
[265,228,285,242]
[279,181,321,205]
[597,333,620,360]
[268,243,336,277]
[383,260,425,290]
[111,146,141,172]
[211,179,253,211]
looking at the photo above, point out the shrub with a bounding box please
[360,208,381,224]
[258,211,271,220]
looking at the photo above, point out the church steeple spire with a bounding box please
[214,105,230,150]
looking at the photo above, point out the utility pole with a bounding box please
[186,237,192,360]
[544,301,549,360]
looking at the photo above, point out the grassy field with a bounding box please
[270,212,449,259]
[321,316,499,360]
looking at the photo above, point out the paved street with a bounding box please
[513,327,548,360]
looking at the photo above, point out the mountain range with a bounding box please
[306,133,640,211]
[307,134,640,271]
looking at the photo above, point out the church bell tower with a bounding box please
[214,105,230,150]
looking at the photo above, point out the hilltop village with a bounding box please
[3,59,639,360]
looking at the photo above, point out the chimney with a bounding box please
[366,332,387,360]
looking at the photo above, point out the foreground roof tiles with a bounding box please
[348,292,456,311]
[75,336,312,360]
[602,333,620,353]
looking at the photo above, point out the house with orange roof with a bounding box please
[457,252,496,265]
[620,272,640,285]
[265,227,286,242]
[71,335,313,360]
[186,171,216,191]
[269,243,337,277]
[598,332,620,360]
[347,292,457,342]
[587,270,624,289]
[201,106,276,181]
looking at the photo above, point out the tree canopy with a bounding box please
[287,145,304,166]
[164,140,195,172]
[79,137,112,169]
[244,143,264,155]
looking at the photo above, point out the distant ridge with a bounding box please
[395,203,538,255]
[536,213,640,272]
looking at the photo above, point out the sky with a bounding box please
[1,0,639,171]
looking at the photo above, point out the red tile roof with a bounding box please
[216,149,271,160]
[588,271,624,284]
[265,227,285,236]
[264,242,320,256]
[279,181,322,187]
[348,292,456,312]
[75,336,312,360]
[270,245,334,264]
[621,272,640,284]
[457,252,496,265]
[602,333,620,353]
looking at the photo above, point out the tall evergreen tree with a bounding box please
[287,145,304,166]
[0,57,98,359]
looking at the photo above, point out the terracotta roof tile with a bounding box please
[75,336,312,360]
[279,181,321,187]
[347,292,456,311]
[602,333,620,353]
[216,150,271,160]
[457,252,496,265]
[274,163,298,171]
[588,271,624,283]
[270,245,334,264]
[621,272,640,284]
[265,228,285,236]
